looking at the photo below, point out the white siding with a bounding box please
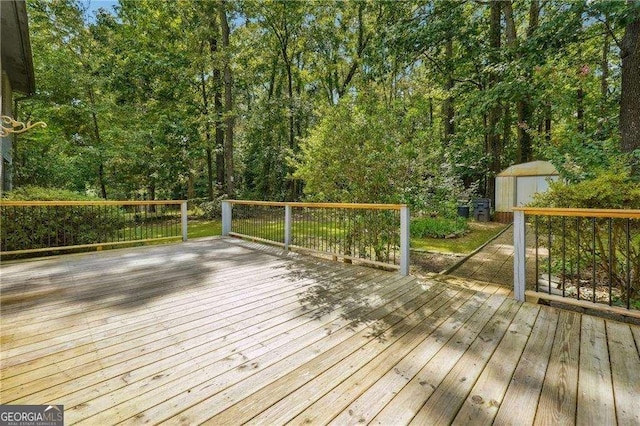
[515,175,559,207]
[495,176,516,212]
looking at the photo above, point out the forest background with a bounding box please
[11,0,640,214]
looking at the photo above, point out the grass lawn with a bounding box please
[188,220,222,238]
[411,221,508,254]
[189,218,508,256]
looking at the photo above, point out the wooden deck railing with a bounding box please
[221,200,410,275]
[514,207,640,316]
[0,200,188,256]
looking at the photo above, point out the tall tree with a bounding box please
[220,0,234,196]
[486,1,502,201]
[620,4,640,155]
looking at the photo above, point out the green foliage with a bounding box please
[189,197,225,220]
[3,186,101,201]
[411,216,469,239]
[1,186,126,252]
[531,168,640,209]
[16,0,639,208]
[293,93,428,206]
[530,170,640,303]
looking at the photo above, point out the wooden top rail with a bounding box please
[0,200,186,207]
[513,207,640,219]
[225,200,406,210]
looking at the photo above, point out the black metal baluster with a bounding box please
[626,218,631,310]
[164,205,168,238]
[608,218,613,306]
[562,216,566,297]
[313,208,317,251]
[576,217,581,301]
[106,205,109,243]
[535,216,539,292]
[321,208,325,252]
[592,217,597,303]
[547,215,552,295]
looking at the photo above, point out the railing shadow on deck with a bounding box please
[278,251,479,343]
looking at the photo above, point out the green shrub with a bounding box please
[189,196,226,220]
[530,169,640,304]
[1,186,125,252]
[531,169,640,209]
[4,186,102,201]
[411,216,468,239]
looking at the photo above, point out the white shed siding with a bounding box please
[495,161,560,213]
[515,176,558,207]
[495,176,515,212]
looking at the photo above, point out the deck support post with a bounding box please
[222,201,232,236]
[284,205,292,250]
[181,201,188,241]
[514,209,526,301]
[400,206,410,276]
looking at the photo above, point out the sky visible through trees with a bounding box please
[12,0,640,211]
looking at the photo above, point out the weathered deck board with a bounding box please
[451,303,540,425]
[216,281,483,425]
[319,283,497,426]
[493,306,558,424]
[534,310,581,425]
[576,315,615,425]
[1,237,639,425]
[607,321,640,425]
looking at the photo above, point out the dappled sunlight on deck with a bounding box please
[1,237,639,425]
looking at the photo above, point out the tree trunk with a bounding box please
[211,34,225,191]
[620,8,640,154]
[267,55,278,101]
[220,0,234,196]
[147,182,156,212]
[88,87,107,199]
[545,103,552,143]
[338,2,368,98]
[503,104,511,157]
[577,85,585,133]
[599,29,609,136]
[442,36,455,148]
[277,29,295,152]
[199,66,215,201]
[98,161,107,199]
[486,1,502,203]
[505,0,538,163]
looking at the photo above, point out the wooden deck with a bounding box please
[1,237,639,425]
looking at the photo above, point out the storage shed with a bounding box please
[494,161,560,223]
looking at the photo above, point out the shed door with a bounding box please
[516,176,557,206]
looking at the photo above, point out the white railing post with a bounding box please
[181,201,188,241]
[514,209,526,302]
[284,204,292,250]
[400,205,410,276]
[222,201,232,236]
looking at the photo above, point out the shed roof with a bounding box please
[497,160,559,177]
[1,0,35,95]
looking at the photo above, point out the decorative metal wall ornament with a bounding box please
[0,115,47,137]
